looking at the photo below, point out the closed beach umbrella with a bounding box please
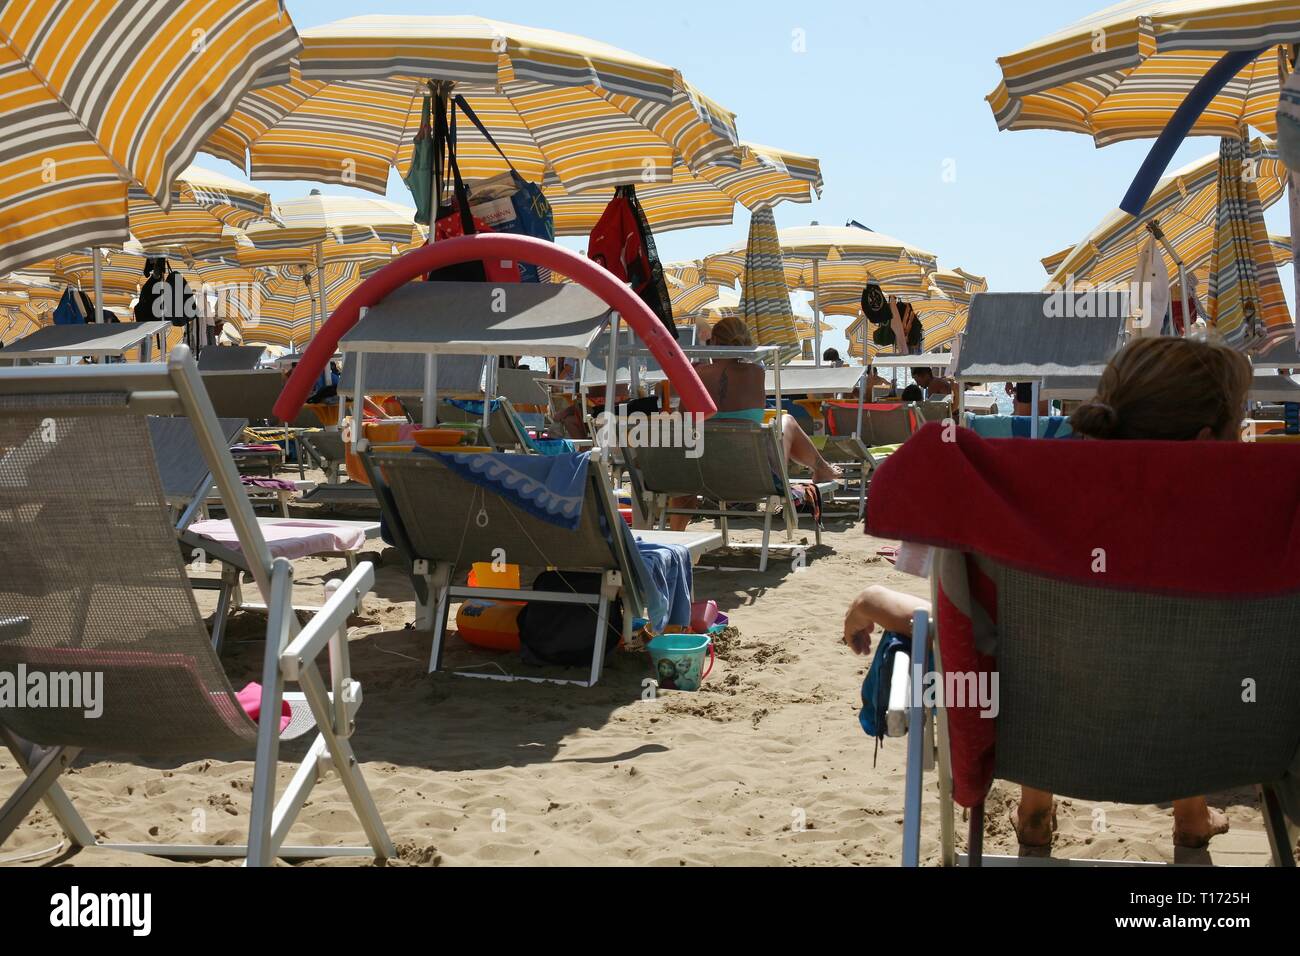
[987,1,1300,146]
[737,207,800,348]
[1208,135,1292,345]
[0,0,300,275]
[206,15,741,197]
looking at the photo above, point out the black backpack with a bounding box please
[517,571,623,667]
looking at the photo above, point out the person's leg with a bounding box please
[1016,787,1056,847]
[779,413,841,483]
[843,584,929,655]
[1172,797,1229,848]
[666,495,695,532]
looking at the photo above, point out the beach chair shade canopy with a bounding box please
[341,282,612,358]
[765,366,865,395]
[0,322,171,359]
[579,326,696,386]
[339,352,484,395]
[196,345,267,372]
[956,294,1125,380]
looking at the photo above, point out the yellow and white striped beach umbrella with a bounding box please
[704,224,939,287]
[0,0,301,275]
[128,165,281,257]
[987,1,1300,146]
[1043,136,1287,291]
[544,142,823,235]
[206,15,742,197]
[244,261,364,348]
[237,192,425,268]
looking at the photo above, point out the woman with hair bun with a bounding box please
[842,335,1253,852]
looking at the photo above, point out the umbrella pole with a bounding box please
[91,248,104,324]
[423,354,438,428]
[812,259,822,367]
[312,242,325,342]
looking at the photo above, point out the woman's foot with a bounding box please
[1012,801,1057,853]
[1172,803,1229,849]
[811,460,842,483]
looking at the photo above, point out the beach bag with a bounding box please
[588,185,677,339]
[428,93,517,285]
[453,95,554,283]
[403,93,435,226]
[517,571,623,667]
[52,287,87,325]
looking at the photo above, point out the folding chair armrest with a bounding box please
[280,561,375,681]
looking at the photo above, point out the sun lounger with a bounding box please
[820,402,920,517]
[364,446,717,686]
[0,347,392,864]
[869,423,1300,867]
[629,419,836,572]
[147,416,379,653]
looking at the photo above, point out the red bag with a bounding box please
[588,185,676,338]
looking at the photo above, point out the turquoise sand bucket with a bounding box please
[646,634,714,692]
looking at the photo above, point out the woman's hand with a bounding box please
[843,594,878,656]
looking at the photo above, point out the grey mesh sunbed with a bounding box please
[0,347,392,864]
[629,419,837,572]
[364,449,650,687]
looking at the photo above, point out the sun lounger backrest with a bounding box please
[371,452,617,570]
[868,422,1300,810]
[827,402,916,445]
[984,557,1300,804]
[633,420,782,501]
[201,370,287,424]
[148,416,247,503]
[0,394,258,755]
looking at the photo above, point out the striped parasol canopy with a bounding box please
[0,0,301,275]
[543,142,823,235]
[703,224,939,286]
[237,192,426,268]
[206,15,743,197]
[845,270,987,359]
[737,207,800,347]
[242,261,365,348]
[1042,137,1287,292]
[987,1,1300,146]
[128,165,281,257]
[1207,135,1292,344]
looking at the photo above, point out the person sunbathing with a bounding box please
[843,335,1253,852]
[666,316,840,531]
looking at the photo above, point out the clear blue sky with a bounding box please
[212,0,1290,354]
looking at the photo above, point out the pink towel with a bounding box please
[235,683,292,732]
[190,519,367,560]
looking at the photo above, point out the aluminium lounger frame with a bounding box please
[361,447,646,688]
[0,348,393,864]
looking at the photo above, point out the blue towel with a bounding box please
[633,540,692,633]
[421,450,590,530]
[447,398,501,416]
[965,414,1073,439]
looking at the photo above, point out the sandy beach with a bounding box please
[0,489,1276,867]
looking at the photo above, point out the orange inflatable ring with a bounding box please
[455,600,523,652]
